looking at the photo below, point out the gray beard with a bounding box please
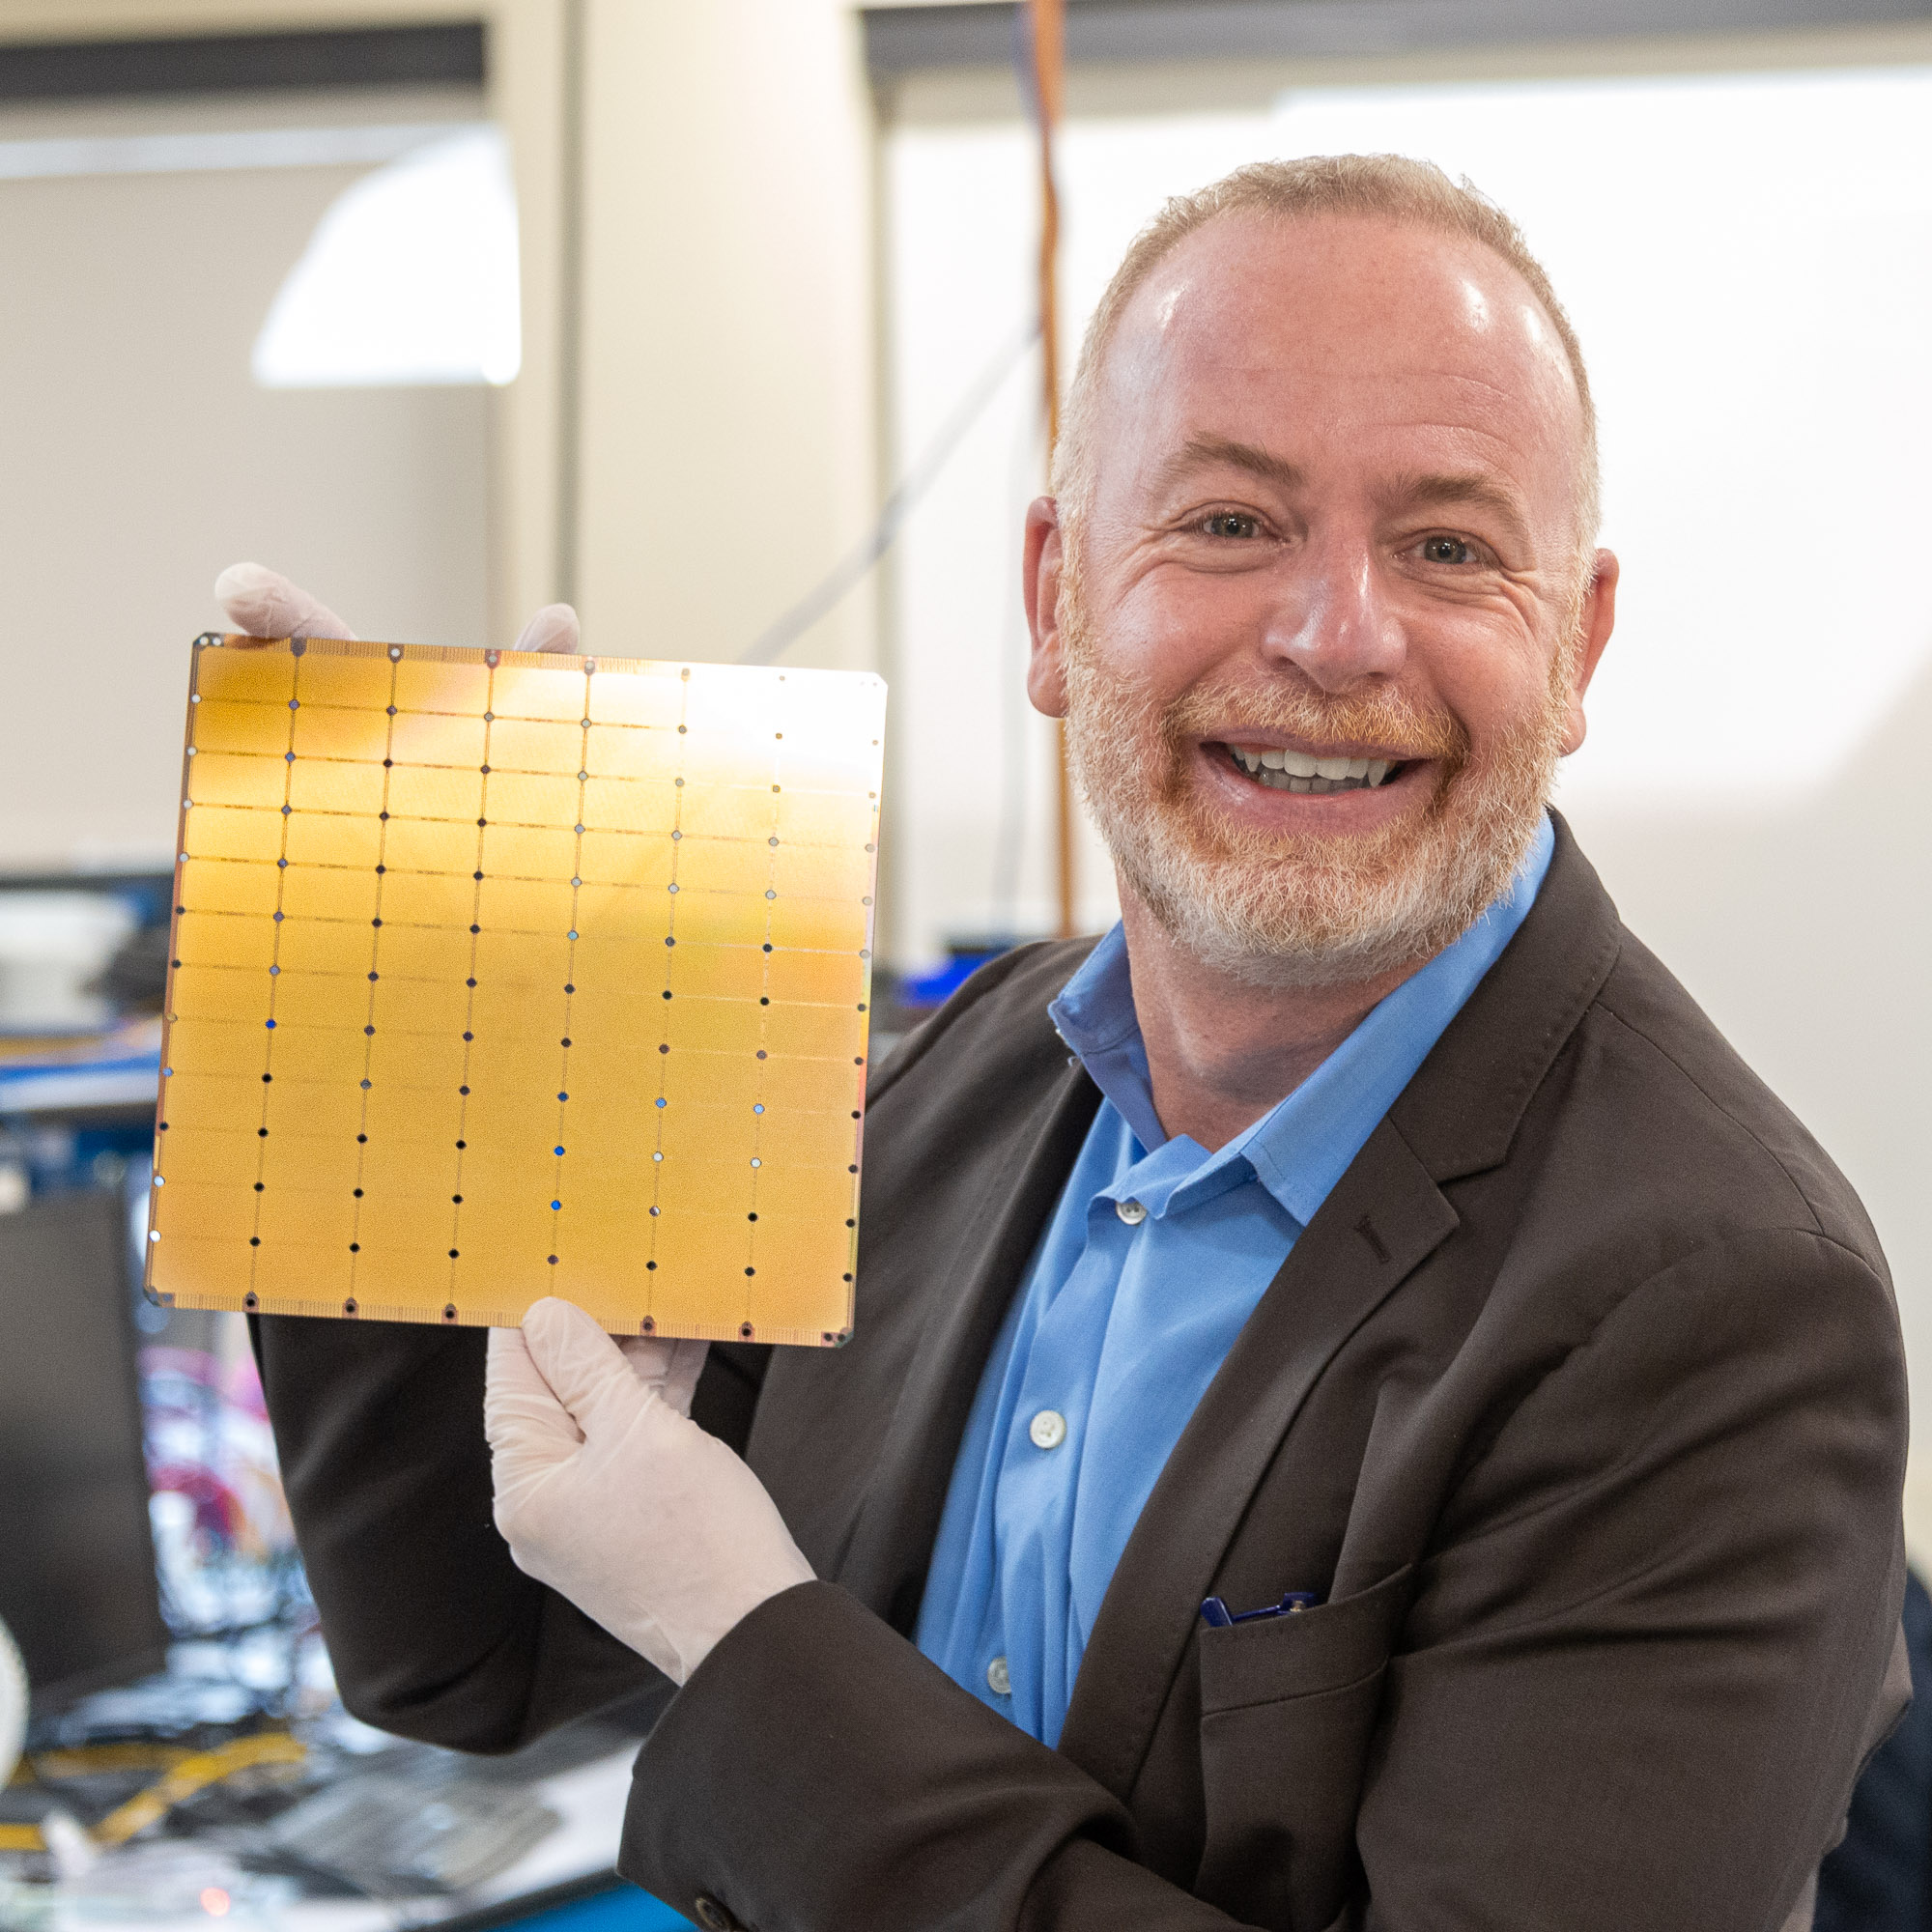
[1062,644,1563,992]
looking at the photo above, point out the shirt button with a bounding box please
[986,1655,1011,1696]
[1029,1408,1067,1450]
[1116,1198,1148,1225]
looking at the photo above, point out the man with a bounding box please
[241,156,1908,1931]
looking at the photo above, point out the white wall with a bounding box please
[572,0,879,675]
[0,87,491,872]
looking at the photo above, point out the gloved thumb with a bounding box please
[485,1325,584,1457]
[214,563,356,642]
[522,1297,652,1438]
[486,1324,584,1524]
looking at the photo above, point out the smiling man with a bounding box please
[254,157,1908,1932]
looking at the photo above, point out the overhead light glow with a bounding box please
[252,127,521,389]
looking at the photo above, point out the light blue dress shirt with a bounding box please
[914,815,1555,1747]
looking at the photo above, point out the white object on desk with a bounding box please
[0,895,136,1035]
[0,1615,24,1788]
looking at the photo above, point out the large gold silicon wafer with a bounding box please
[145,634,885,1346]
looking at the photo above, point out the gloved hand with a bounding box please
[486,1297,811,1685]
[213,561,582,656]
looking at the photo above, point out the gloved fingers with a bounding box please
[615,1335,677,1394]
[214,562,356,641]
[615,1335,709,1415]
[484,1324,585,1496]
[214,565,577,659]
[662,1339,709,1417]
[522,1296,657,1437]
[487,1306,815,1683]
[513,603,581,655]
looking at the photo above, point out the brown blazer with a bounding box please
[256,818,1909,1932]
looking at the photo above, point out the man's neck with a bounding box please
[1118,893,1425,1153]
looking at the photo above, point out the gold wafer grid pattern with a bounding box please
[144,635,886,1346]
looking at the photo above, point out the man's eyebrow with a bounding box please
[1379,471,1535,553]
[1155,436,1307,495]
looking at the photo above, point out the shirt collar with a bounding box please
[1048,923,1164,1151]
[1048,813,1556,1225]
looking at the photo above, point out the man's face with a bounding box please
[1027,212,1616,985]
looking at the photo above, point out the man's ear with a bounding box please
[1024,497,1067,720]
[1560,548,1619,756]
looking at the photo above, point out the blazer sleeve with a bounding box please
[612,1225,1907,1932]
[250,1313,766,1751]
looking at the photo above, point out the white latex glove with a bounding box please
[213,561,582,656]
[486,1298,811,1685]
[616,1330,710,1413]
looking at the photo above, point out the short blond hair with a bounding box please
[1053,154,1601,549]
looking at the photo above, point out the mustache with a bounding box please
[1157,675,1467,773]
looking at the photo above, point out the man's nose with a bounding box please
[1262,545,1406,692]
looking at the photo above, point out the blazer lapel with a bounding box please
[1057,1120,1457,1798]
[1388,812,1621,1186]
[1057,816,1626,1801]
[835,1060,1101,1632]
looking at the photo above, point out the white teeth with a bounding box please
[1227,745,1405,790]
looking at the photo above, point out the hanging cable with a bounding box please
[738,319,1038,667]
[989,384,1046,940]
[1022,0,1077,940]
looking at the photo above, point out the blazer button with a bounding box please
[693,1896,745,1932]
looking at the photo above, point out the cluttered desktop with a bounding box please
[0,874,693,1932]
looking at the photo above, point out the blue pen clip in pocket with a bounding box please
[1200,1589,1324,1628]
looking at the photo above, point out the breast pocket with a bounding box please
[1193,1564,1413,1932]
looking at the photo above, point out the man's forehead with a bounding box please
[1101,212,1582,469]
